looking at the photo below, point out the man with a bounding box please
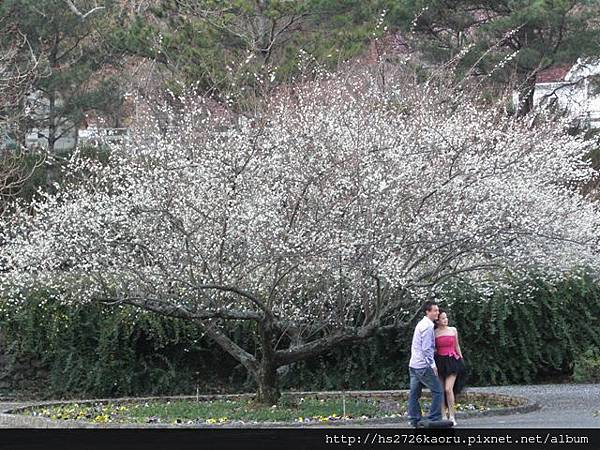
[407,300,444,427]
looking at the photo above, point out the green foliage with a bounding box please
[0,0,125,149]
[280,329,411,392]
[114,0,392,98]
[1,274,599,398]
[0,150,45,209]
[1,144,109,208]
[573,348,600,383]
[281,273,600,390]
[442,274,600,386]
[390,0,600,112]
[0,296,242,398]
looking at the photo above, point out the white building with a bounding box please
[23,91,130,151]
[24,91,78,152]
[531,58,600,129]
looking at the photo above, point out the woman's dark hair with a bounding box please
[434,308,446,328]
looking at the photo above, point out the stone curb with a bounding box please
[0,389,540,428]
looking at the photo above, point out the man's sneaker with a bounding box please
[417,419,454,428]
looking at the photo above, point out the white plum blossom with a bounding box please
[1,72,599,403]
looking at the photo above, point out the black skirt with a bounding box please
[434,354,467,396]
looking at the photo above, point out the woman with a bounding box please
[434,310,466,426]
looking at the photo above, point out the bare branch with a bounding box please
[64,0,105,20]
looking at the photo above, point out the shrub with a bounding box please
[282,273,600,390]
[1,273,599,397]
[573,348,600,383]
[443,274,600,386]
[0,295,248,398]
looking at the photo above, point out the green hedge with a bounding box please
[0,298,249,398]
[441,274,600,386]
[281,274,600,391]
[573,348,600,383]
[1,274,599,398]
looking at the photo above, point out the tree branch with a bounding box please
[275,318,411,366]
[116,296,263,321]
[64,0,105,20]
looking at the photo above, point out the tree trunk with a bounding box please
[255,319,281,404]
[517,74,536,117]
[48,90,56,153]
[48,33,59,154]
[256,355,280,405]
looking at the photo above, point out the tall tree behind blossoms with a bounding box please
[387,0,600,116]
[0,13,46,215]
[113,0,392,102]
[1,70,599,404]
[0,0,125,153]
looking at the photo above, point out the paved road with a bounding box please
[455,384,600,428]
[0,384,598,428]
[323,384,600,429]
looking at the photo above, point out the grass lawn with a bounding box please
[23,393,521,425]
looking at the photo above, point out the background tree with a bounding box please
[114,0,393,101]
[1,70,599,404]
[388,0,600,115]
[0,0,125,152]
[0,12,46,214]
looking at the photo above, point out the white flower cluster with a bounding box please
[1,72,599,326]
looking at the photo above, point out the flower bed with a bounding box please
[19,391,528,426]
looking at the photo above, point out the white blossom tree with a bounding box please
[1,72,599,404]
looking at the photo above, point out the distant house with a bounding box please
[529,58,600,129]
[23,90,131,151]
[24,91,78,152]
[78,126,129,146]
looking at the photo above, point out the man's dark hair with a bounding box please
[422,300,437,314]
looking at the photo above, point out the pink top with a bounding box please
[435,335,461,359]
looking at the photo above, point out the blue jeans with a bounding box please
[407,366,443,425]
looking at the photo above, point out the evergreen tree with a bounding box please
[0,0,124,152]
[114,0,392,99]
[389,0,600,115]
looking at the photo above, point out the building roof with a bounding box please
[536,65,573,83]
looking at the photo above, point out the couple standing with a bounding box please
[408,300,466,427]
